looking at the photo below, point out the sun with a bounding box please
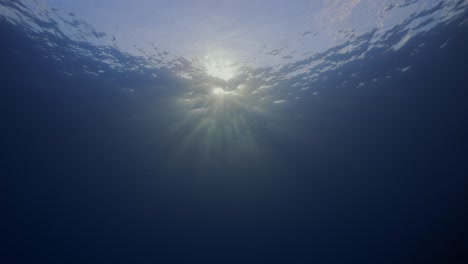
[204,53,237,81]
[212,87,226,95]
[206,61,235,81]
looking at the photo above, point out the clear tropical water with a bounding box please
[1,1,468,263]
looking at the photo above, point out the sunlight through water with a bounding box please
[212,87,226,95]
[204,53,237,81]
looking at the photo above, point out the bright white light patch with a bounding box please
[212,87,226,95]
[204,53,236,81]
[206,63,235,81]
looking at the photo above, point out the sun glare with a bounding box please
[204,54,236,81]
[212,87,226,95]
[206,63,235,81]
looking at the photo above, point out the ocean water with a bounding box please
[1,1,468,263]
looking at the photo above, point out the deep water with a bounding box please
[1,9,468,264]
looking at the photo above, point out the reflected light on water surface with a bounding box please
[212,87,226,95]
[204,53,237,81]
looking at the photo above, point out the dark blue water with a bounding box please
[1,2,468,263]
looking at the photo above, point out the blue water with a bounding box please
[1,1,468,263]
